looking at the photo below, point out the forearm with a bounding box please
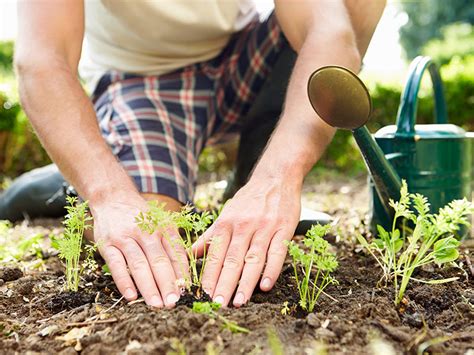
[252,29,360,185]
[17,61,138,206]
[252,0,385,185]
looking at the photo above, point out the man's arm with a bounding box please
[195,0,385,307]
[16,0,186,307]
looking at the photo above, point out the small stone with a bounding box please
[0,279,4,286]
[306,313,321,328]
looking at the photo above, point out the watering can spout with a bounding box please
[307,66,402,223]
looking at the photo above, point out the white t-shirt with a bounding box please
[79,0,257,90]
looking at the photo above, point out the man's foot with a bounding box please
[0,164,67,221]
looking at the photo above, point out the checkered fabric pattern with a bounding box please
[92,12,288,204]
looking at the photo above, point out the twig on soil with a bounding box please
[36,309,68,324]
[128,298,145,305]
[464,254,474,278]
[66,317,118,327]
[85,295,124,323]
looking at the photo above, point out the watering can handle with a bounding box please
[395,56,448,137]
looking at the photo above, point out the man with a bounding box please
[14,0,385,308]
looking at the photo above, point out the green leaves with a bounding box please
[357,179,473,305]
[286,224,338,312]
[192,301,249,333]
[192,301,221,314]
[433,237,460,264]
[136,202,215,289]
[53,196,93,292]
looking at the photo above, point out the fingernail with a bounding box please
[124,288,135,300]
[214,295,225,305]
[166,293,179,305]
[261,277,272,290]
[149,295,163,308]
[233,292,245,307]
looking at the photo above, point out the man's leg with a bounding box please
[223,43,296,199]
[90,68,214,209]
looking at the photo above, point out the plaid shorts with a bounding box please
[92,13,289,203]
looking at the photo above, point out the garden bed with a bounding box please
[1,175,473,354]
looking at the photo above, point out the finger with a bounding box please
[233,232,270,307]
[138,233,180,307]
[212,230,253,307]
[260,228,292,292]
[161,229,190,282]
[200,223,232,297]
[192,224,215,258]
[101,245,137,301]
[122,240,164,308]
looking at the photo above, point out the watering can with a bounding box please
[307,56,473,237]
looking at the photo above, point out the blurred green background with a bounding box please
[0,0,473,181]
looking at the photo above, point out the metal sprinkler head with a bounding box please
[307,66,372,130]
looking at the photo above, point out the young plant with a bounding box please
[53,196,93,292]
[192,301,249,334]
[136,202,214,291]
[285,224,338,312]
[357,180,474,305]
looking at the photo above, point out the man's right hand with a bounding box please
[91,194,189,308]
[15,1,188,308]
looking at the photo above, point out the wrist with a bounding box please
[85,180,142,213]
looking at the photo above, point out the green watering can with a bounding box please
[307,56,473,237]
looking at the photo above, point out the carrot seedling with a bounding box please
[192,301,249,333]
[136,202,214,291]
[285,224,338,312]
[357,180,474,305]
[52,196,94,292]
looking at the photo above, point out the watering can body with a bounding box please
[369,57,473,236]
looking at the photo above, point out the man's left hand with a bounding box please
[192,175,301,307]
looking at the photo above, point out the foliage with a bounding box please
[192,301,249,334]
[285,224,338,312]
[423,23,474,66]
[0,41,14,72]
[0,220,43,263]
[136,202,215,290]
[357,180,474,305]
[52,196,94,292]
[398,0,474,59]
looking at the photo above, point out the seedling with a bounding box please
[192,301,249,333]
[136,202,214,291]
[357,180,474,305]
[285,224,338,312]
[52,196,94,292]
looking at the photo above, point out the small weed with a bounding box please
[192,301,249,334]
[52,196,94,292]
[136,202,214,291]
[285,224,338,312]
[357,180,474,304]
[280,301,290,315]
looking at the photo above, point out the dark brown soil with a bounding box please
[1,175,473,354]
[1,240,473,354]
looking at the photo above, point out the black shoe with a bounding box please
[0,164,68,221]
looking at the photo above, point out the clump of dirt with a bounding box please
[175,285,213,308]
[46,290,96,312]
[0,266,23,282]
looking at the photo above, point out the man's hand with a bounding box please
[194,0,385,307]
[193,174,301,307]
[91,195,189,308]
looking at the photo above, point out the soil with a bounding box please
[1,174,474,354]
